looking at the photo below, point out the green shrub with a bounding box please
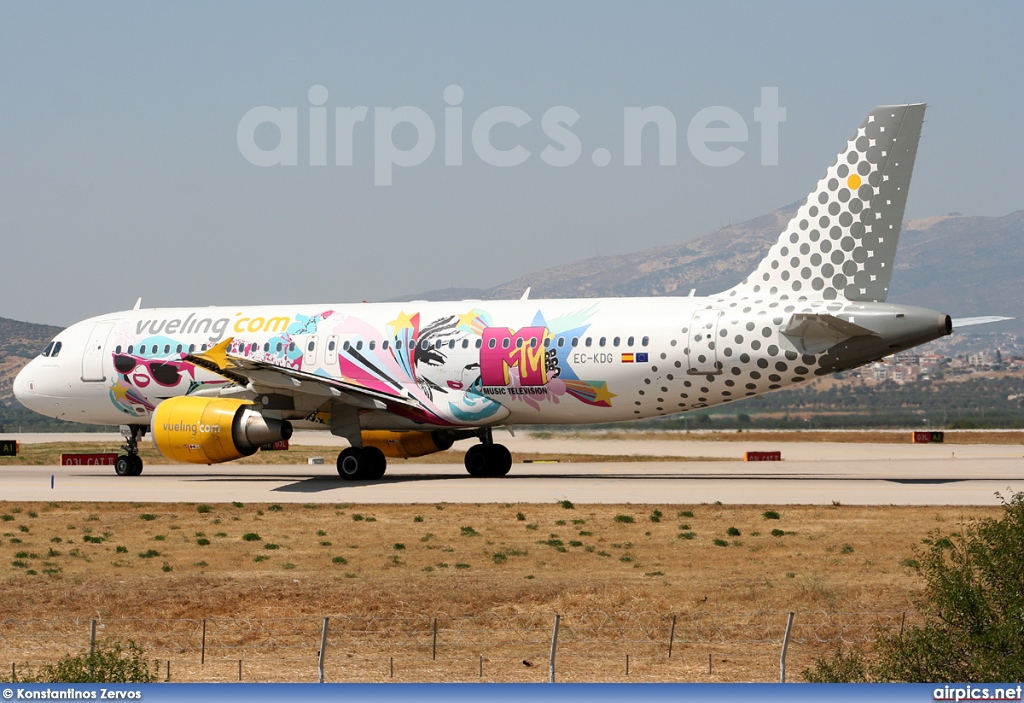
[649,510,662,523]
[242,533,261,542]
[679,510,694,518]
[263,543,279,550]
[15,639,156,683]
[614,515,635,524]
[139,514,156,521]
[559,500,574,509]
[196,505,213,514]
[516,512,526,521]
[460,526,479,537]
[763,510,781,520]
[771,529,785,537]
[713,539,729,547]
[138,550,160,559]
[332,556,347,564]
[726,527,741,536]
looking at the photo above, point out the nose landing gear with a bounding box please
[115,425,146,476]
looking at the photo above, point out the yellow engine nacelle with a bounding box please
[361,430,455,459]
[151,396,293,464]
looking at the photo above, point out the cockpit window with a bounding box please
[42,342,55,357]
[51,341,62,357]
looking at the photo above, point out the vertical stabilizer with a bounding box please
[728,104,925,303]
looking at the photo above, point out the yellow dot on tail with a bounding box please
[847,174,862,190]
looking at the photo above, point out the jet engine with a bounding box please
[151,396,292,464]
[361,430,458,459]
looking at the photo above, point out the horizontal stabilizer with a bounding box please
[952,316,1014,328]
[782,313,876,354]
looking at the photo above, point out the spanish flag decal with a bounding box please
[621,353,634,363]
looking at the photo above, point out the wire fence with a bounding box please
[1,610,920,683]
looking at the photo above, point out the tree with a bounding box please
[805,491,1024,682]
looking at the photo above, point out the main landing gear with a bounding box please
[464,428,513,478]
[115,425,146,477]
[336,445,387,481]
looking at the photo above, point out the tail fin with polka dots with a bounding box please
[729,103,926,303]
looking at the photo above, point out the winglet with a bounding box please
[185,337,250,385]
[132,297,142,310]
[521,287,531,301]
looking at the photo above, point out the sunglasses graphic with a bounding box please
[114,355,183,387]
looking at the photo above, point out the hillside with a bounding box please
[0,317,60,401]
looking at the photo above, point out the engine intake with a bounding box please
[151,396,292,464]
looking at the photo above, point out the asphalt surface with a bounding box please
[1,432,1021,505]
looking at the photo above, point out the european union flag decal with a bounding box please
[636,352,649,363]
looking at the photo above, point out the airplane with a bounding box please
[12,103,1011,478]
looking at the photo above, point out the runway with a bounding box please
[1,433,1021,505]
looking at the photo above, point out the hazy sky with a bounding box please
[2,1,1021,326]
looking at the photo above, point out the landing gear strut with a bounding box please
[464,428,513,477]
[115,425,146,477]
[337,446,387,481]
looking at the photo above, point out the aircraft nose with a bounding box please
[12,362,34,406]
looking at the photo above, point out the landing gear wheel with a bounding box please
[115,456,133,477]
[337,447,366,480]
[464,443,513,477]
[464,444,488,477]
[116,425,146,477]
[363,446,387,480]
[337,447,388,480]
[486,444,513,477]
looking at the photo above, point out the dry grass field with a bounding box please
[0,499,1002,682]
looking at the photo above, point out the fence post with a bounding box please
[432,618,437,660]
[479,654,483,678]
[626,654,630,676]
[165,660,170,682]
[238,660,242,682]
[780,612,795,683]
[201,619,207,665]
[549,613,560,684]
[11,662,15,682]
[708,652,712,675]
[900,611,906,637]
[318,617,329,683]
[668,615,676,658]
[89,620,96,655]
[390,656,394,678]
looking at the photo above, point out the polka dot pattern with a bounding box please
[730,104,925,304]
[624,105,927,419]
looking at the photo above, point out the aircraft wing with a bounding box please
[952,316,1014,328]
[184,338,423,413]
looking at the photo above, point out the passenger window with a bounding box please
[502,339,510,349]
[571,337,579,347]
[264,342,270,352]
[164,344,171,354]
[381,340,389,350]
[328,340,336,352]
[140,345,147,355]
[613,337,620,347]
[276,343,283,352]
[307,340,315,352]
[355,341,363,351]
[628,336,635,346]
[599,337,606,347]
[475,339,482,349]
[393,340,400,350]
[462,339,469,349]
[288,342,296,352]
[421,340,429,350]
[516,338,524,348]
[114,345,122,354]
[176,344,183,353]
[128,345,135,354]
[448,340,455,349]
[188,344,195,353]
[488,339,496,349]
[343,341,351,351]
[642,336,649,346]
[557,338,565,348]
[369,341,376,350]
[585,338,592,348]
